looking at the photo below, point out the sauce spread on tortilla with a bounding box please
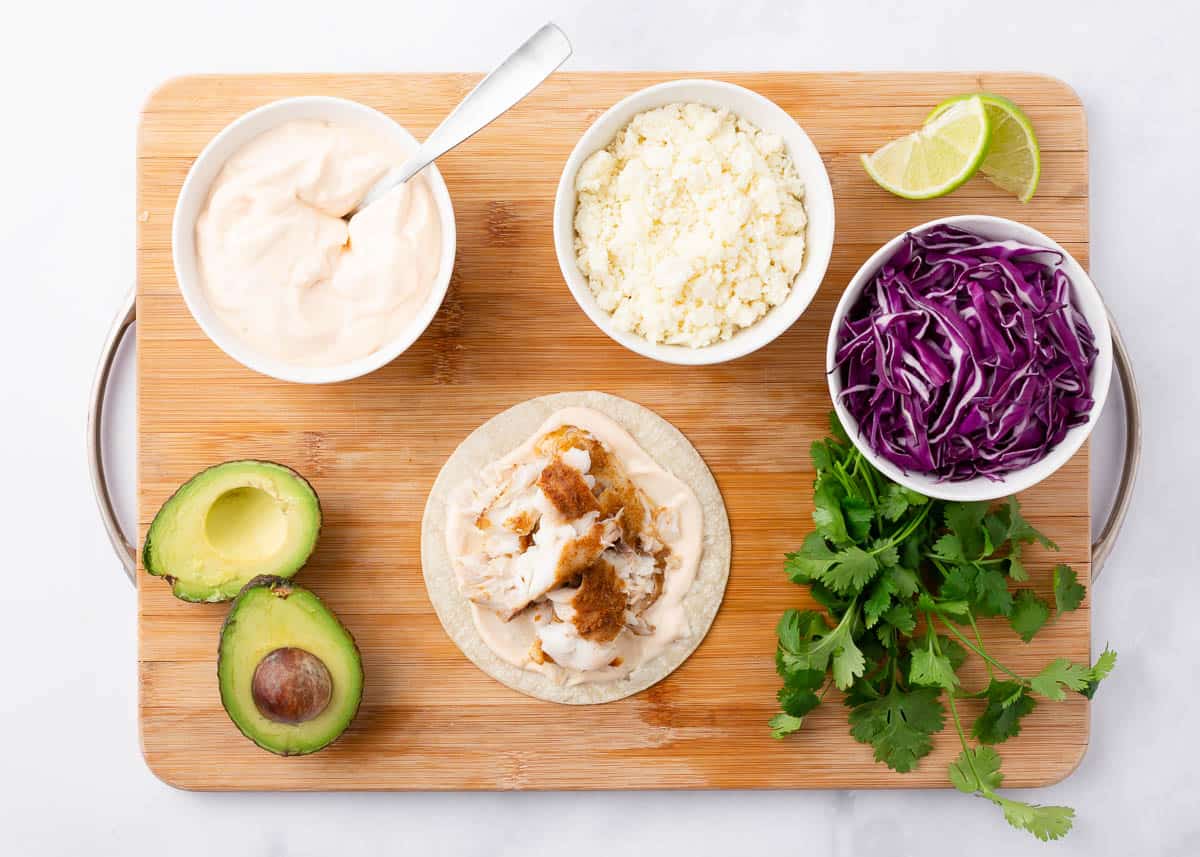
[444,407,703,685]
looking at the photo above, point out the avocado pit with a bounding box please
[251,647,333,724]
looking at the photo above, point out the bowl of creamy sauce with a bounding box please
[172,96,456,383]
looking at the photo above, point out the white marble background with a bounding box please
[3,0,1195,853]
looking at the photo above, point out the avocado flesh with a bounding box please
[143,461,321,602]
[218,576,363,756]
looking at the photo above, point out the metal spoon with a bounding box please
[345,22,572,219]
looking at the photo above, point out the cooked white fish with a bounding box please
[453,424,675,668]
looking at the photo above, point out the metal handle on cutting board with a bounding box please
[88,287,137,584]
[87,294,1142,588]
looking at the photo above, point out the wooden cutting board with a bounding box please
[137,72,1091,790]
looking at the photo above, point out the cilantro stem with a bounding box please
[944,684,977,771]
[830,461,857,498]
[967,613,994,681]
[873,502,931,554]
[937,615,1025,684]
[930,630,973,753]
[851,454,879,506]
[933,645,984,789]
[924,553,1006,567]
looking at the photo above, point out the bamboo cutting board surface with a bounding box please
[137,72,1091,790]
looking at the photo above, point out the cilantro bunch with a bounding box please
[772,414,1116,842]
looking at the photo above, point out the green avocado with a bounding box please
[143,460,321,602]
[218,576,363,756]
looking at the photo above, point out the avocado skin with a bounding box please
[143,460,322,603]
[218,575,363,756]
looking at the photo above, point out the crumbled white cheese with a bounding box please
[573,102,807,347]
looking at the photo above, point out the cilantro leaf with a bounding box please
[872,539,900,568]
[828,410,850,444]
[909,632,959,689]
[1006,542,1029,581]
[776,605,865,691]
[810,439,834,472]
[992,797,1076,842]
[919,591,971,618]
[911,648,960,688]
[831,634,867,690]
[1053,565,1086,615]
[1081,647,1118,699]
[878,484,909,521]
[881,603,916,635]
[1009,589,1050,642]
[932,533,964,562]
[773,610,853,733]
[863,574,897,628]
[784,533,837,583]
[938,565,975,601]
[1030,659,1092,701]
[1089,647,1118,681]
[843,497,875,543]
[949,745,1004,793]
[887,565,919,598]
[973,567,1014,617]
[769,713,805,739]
[878,483,925,522]
[778,679,823,719]
[847,685,945,772]
[942,563,1013,617]
[951,746,1075,841]
[937,634,968,670]
[813,480,851,545]
[972,680,1037,745]
[983,511,1009,557]
[945,501,989,559]
[815,546,880,595]
[809,581,851,615]
[900,529,924,569]
[775,609,829,651]
[1002,496,1058,549]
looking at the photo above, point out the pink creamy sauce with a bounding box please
[195,119,442,367]
[446,407,704,686]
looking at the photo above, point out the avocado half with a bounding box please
[218,576,363,756]
[143,460,321,602]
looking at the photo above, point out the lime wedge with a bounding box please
[861,96,991,200]
[928,93,1040,203]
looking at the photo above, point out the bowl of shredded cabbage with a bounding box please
[827,215,1112,502]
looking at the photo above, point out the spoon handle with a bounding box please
[356,23,572,211]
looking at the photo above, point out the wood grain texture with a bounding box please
[137,72,1091,791]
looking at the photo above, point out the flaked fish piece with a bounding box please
[604,543,663,619]
[536,425,670,556]
[530,546,660,666]
[531,556,650,668]
[537,458,600,519]
[534,564,625,671]
[461,514,619,620]
[536,619,617,672]
[458,423,675,662]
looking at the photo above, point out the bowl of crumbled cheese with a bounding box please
[554,79,835,365]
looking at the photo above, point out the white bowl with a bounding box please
[171,96,457,384]
[827,214,1113,502]
[553,79,835,365]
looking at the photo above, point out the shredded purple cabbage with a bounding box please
[836,224,1097,482]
